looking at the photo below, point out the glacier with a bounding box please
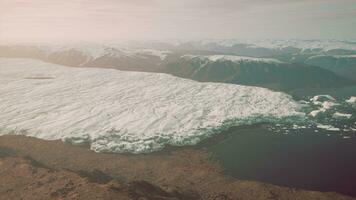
[0,58,305,153]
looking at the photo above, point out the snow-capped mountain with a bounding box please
[167,54,352,91]
[0,40,355,91]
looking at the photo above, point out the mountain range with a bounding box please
[1,39,355,92]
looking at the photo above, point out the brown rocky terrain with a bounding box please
[0,135,354,200]
[0,156,193,200]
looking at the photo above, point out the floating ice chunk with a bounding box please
[310,95,336,104]
[346,97,356,108]
[310,95,338,108]
[292,124,307,129]
[321,101,338,109]
[333,112,352,119]
[346,96,356,103]
[309,95,339,117]
[316,124,340,131]
[309,109,323,117]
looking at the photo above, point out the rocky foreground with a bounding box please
[0,135,354,200]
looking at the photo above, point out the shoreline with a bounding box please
[0,134,354,200]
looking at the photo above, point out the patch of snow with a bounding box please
[182,55,283,64]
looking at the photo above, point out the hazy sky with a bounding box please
[1,0,356,43]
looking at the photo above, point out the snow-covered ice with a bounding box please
[0,58,304,153]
